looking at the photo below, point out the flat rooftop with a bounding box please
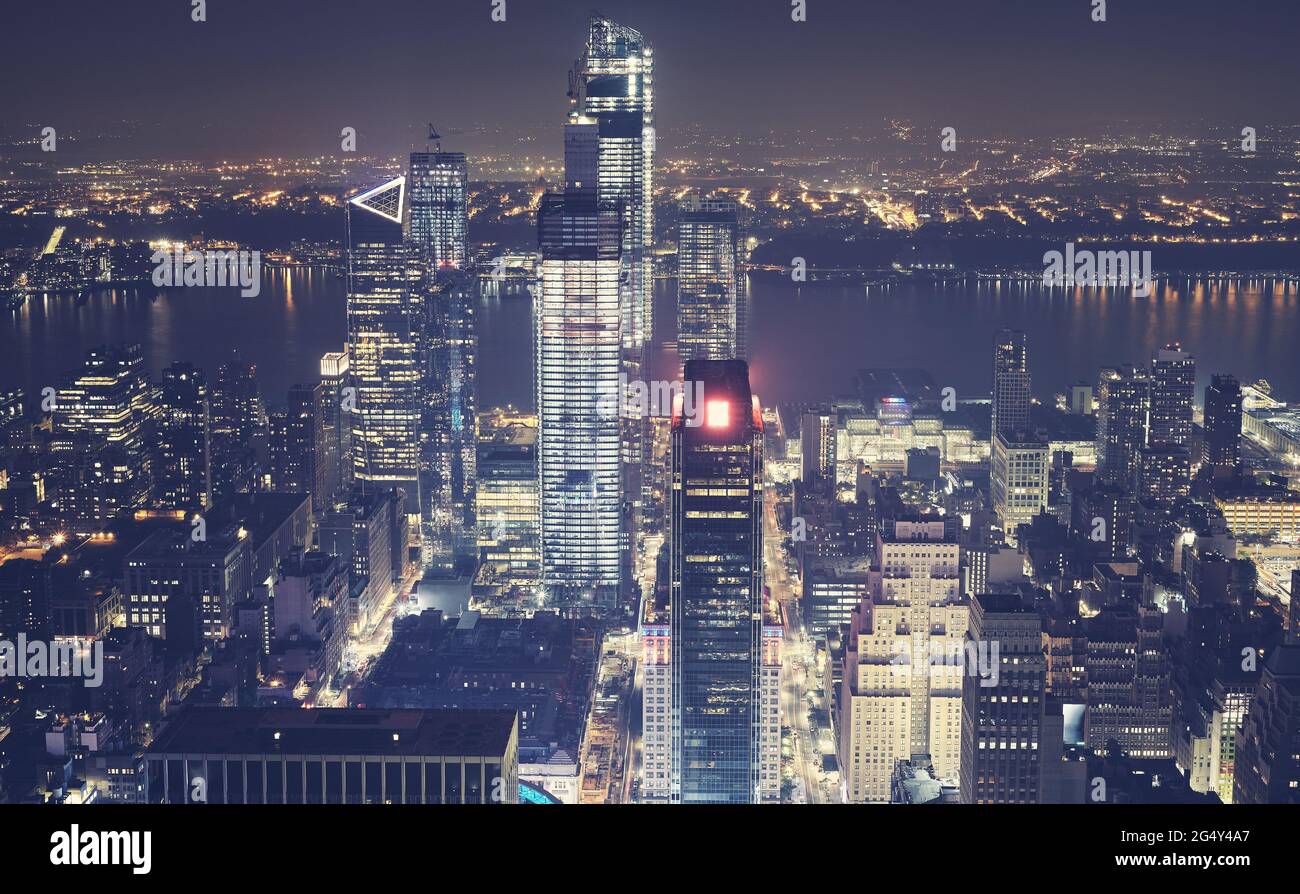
[148,707,516,758]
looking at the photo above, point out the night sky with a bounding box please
[2,0,1299,158]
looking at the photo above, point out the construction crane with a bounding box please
[426,123,442,152]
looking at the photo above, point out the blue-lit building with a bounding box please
[670,359,772,803]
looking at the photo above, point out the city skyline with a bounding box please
[0,3,1299,861]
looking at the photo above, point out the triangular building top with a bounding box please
[349,176,405,224]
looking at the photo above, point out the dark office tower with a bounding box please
[269,383,325,510]
[960,594,1046,804]
[570,14,654,354]
[1233,643,1300,804]
[1096,365,1150,489]
[54,344,156,520]
[671,359,764,803]
[677,197,743,369]
[1149,344,1195,451]
[346,177,422,501]
[1202,374,1242,480]
[420,274,477,568]
[536,187,624,608]
[1137,444,1191,509]
[800,407,836,492]
[992,329,1031,438]
[319,351,350,504]
[1072,483,1134,561]
[154,363,212,512]
[408,150,468,270]
[210,351,263,502]
[0,558,52,641]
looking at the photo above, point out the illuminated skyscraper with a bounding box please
[1096,365,1150,489]
[800,406,836,492]
[669,359,775,803]
[677,197,743,368]
[154,362,211,512]
[319,350,350,504]
[408,150,468,270]
[54,343,156,521]
[570,14,654,353]
[475,411,540,587]
[1149,344,1195,451]
[209,350,262,503]
[536,187,624,607]
[571,16,656,578]
[992,329,1031,438]
[991,430,1049,543]
[269,382,325,511]
[420,273,478,567]
[345,176,422,501]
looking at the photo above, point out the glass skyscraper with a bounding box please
[571,15,655,353]
[536,187,624,607]
[420,273,478,567]
[677,197,743,370]
[408,150,469,271]
[670,359,765,803]
[345,177,422,499]
[571,16,656,582]
[154,362,212,512]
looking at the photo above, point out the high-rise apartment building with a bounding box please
[1202,374,1242,480]
[1149,344,1195,451]
[991,430,1049,544]
[318,350,350,505]
[269,382,325,512]
[800,407,836,492]
[840,516,967,802]
[992,329,1031,438]
[1137,444,1191,508]
[209,350,262,502]
[1096,365,1150,489]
